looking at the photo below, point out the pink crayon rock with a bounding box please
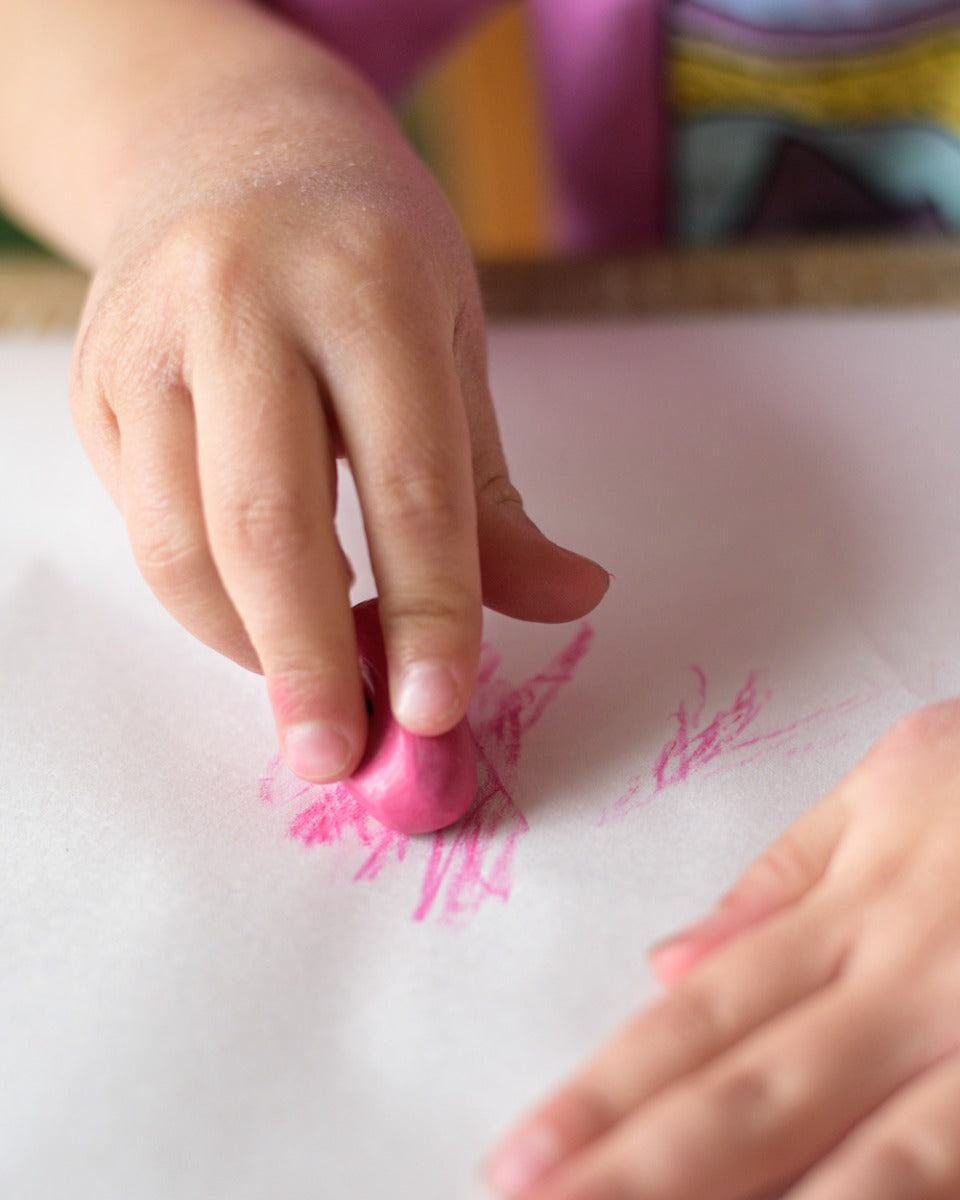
[343,599,479,835]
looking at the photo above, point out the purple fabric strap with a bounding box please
[263,0,498,96]
[261,0,666,249]
[529,0,664,249]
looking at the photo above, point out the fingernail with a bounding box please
[648,915,722,984]
[395,662,460,729]
[648,934,693,978]
[648,920,705,967]
[649,928,691,959]
[284,721,353,781]
[487,1125,563,1196]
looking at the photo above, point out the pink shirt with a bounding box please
[262,0,664,250]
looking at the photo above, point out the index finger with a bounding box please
[324,303,482,736]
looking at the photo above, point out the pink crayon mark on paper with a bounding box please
[260,623,594,927]
[608,666,878,822]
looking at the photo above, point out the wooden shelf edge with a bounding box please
[0,256,88,332]
[478,238,960,318]
[3,239,960,333]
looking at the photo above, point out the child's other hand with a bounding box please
[487,700,960,1199]
[69,51,607,783]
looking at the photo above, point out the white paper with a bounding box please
[3,313,959,1198]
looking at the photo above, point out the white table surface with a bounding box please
[3,313,957,1198]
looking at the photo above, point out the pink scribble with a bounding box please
[608,666,878,821]
[260,623,594,927]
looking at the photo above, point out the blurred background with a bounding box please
[402,5,549,259]
[0,6,546,263]
[7,8,955,324]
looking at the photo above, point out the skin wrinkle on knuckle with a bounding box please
[74,317,187,433]
[707,1059,794,1140]
[861,1129,954,1195]
[377,592,479,647]
[326,287,447,372]
[374,466,468,541]
[68,358,119,448]
[79,268,191,404]
[321,220,431,314]
[132,522,210,597]
[315,254,455,375]
[214,487,320,566]
[658,982,735,1055]
[334,198,418,265]
[734,835,822,906]
[846,955,958,1069]
[268,663,353,704]
[153,222,278,370]
[71,331,130,417]
[156,209,249,300]
[552,1083,623,1144]
[477,470,523,512]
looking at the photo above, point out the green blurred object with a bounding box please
[0,209,50,255]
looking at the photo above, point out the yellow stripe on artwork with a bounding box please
[672,31,960,136]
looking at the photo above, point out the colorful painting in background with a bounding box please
[669,0,960,241]
[402,4,549,258]
[408,0,960,252]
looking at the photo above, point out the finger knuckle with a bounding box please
[151,212,271,357]
[157,210,246,298]
[547,1085,619,1145]
[864,1129,952,1194]
[132,520,209,596]
[379,468,467,541]
[72,309,184,430]
[352,205,429,276]
[329,295,422,366]
[269,665,342,702]
[477,470,523,511]
[216,489,317,565]
[378,591,480,648]
[709,1061,788,1135]
[70,319,134,417]
[737,835,819,903]
[659,982,732,1052]
[326,220,427,312]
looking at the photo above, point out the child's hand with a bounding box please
[62,7,607,782]
[487,700,960,1199]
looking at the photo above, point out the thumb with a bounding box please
[457,307,609,624]
[465,370,609,622]
[650,788,847,986]
[477,478,610,622]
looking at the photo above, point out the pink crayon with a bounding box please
[342,599,478,835]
